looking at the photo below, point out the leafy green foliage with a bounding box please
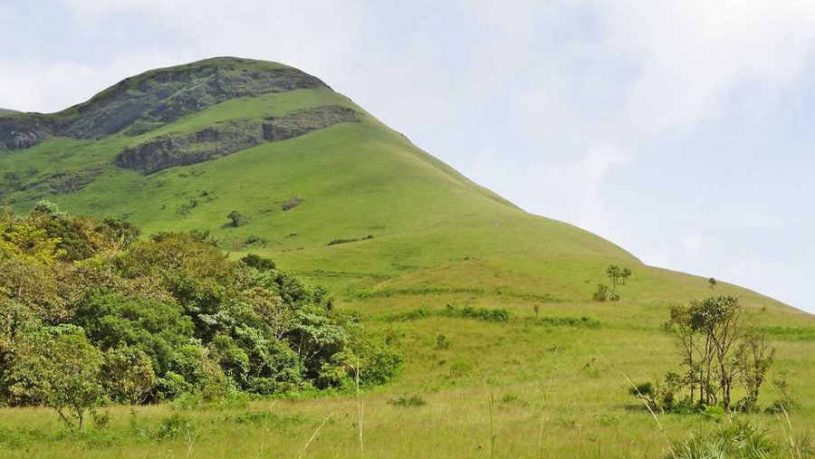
[633,296,775,414]
[0,208,400,416]
[3,325,104,430]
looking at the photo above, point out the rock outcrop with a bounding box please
[115,105,359,174]
[0,57,329,151]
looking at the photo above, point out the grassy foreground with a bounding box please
[1,291,813,458]
[0,58,813,458]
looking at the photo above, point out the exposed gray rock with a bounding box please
[115,105,359,174]
[0,117,48,150]
[0,57,330,152]
[262,106,359,140]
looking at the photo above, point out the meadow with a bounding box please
[1,287,813,458]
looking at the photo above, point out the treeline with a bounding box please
[0,202,399,429]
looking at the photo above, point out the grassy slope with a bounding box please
[0,63,813,458]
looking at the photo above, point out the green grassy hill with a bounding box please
[0,57,813,458]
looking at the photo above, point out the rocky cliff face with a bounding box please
[0,57,329,151]
[115,105,359,173]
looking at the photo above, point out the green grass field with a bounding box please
[0,58,813,458]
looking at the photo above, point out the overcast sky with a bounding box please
[1,0,813,312]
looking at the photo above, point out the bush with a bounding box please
[281,196,302,211]
[154,414,195,440]
[227,210,246,227]
[389,395,426,407]
[435,334,451,350]
[670,421,780,459]
[240,253,275,270]
[593,284,610,301]
[441,304,510,322]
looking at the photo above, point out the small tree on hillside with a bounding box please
[737,331,775,411]
[621,268,632,284]
[639,296,776,413]
[603,265,632,301]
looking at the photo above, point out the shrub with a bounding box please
[669,421,780,459]
[91,410,112,430]
[389,395,426,407]
[240,253,276,271]
[281,196,303,211]
[154,414,195,440]
[327,235,375,246]
[441,304,510,322]
[358,342,403,386]
[435,334,451,350]
[593,284,609,301]
[227,210,246,227]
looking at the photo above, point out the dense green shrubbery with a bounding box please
[0,203,400,426]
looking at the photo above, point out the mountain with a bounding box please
[0,57,797,312]
[1,56,814,458]
[0,108,18,116]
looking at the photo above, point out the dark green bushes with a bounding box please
[0,205,400,426]
[441,304,510,322]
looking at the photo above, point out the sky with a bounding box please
[1,0,813,312]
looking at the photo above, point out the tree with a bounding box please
[620,268,632,284]
[0,208,401,407]
[19,326,104,430]
[690,296,742,411]
[227,210,245,228]
[652,296,776,413]
[708,277,717,289]
[737,331,775,411]
[102,346,157,404]
[604,265,631,300]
